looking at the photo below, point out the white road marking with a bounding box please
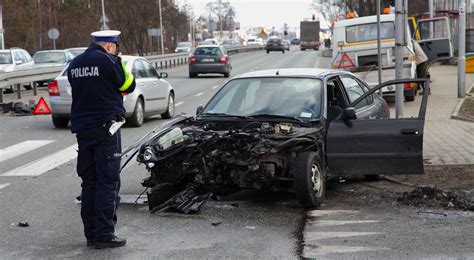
[0,183,11,189]
[307,210,359,217]
[0,144,78,177]
[0,140,55,162]
[304,231,382,241]
[212,85,219,89]
[195,92,204,97]
[175,101,184,107]
[303,245,389,257]
[306,220,380,228]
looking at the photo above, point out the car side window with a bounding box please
[142,59,159,78]
[340,76,370,110]
[356,79,374,104]
[21,51,32,62]
[132,60,148,79]
[14,52,23,63]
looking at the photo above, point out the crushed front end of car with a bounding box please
[125,114,324,214]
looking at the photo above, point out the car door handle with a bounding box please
[401,129,419,135]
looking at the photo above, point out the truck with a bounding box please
[300,21,320,51]
[331,14,453,102]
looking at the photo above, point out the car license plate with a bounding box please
[202,58,214,62]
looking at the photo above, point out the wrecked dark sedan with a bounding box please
[120,68,429,213]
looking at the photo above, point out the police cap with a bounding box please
[91,30,121,45]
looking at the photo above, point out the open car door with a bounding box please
[326,79,429,177]
[416,17,453,63]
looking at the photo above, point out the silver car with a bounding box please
[49,55,175,128]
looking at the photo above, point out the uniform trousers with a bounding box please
[76,127,121,241]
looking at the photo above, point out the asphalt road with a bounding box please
[1,48,472,259]
[0,47,323,259]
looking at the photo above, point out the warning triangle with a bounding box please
[32,97,52,115]
[338,52,356,69]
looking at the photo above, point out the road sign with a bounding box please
[48,28,59,40]
[32,97,51,115]
[148,28,161,37]
[338,52,355,69]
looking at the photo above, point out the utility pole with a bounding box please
[159,0,164,55]
[458,1,466,98]
[101,0,106,30]
[394,0,405,118]
[0,0,4,50]
[376,0,382,86]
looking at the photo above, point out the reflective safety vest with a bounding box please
[383,7,391,14]
[347,11,355,19]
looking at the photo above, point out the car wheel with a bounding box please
[161,92,175,119]
[266,50,269,54]
[189,72,196,78]
[52,116,69,128]
[223,71,230,78]
[282,50,285,53]
[128,98,144,127]
[293,151,325,208]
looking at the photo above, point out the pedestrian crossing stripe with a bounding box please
[304,231,382,241]
[0,140,55,163]
[0,183,11,189]
[303,245,389,258]
[0,144,78,177]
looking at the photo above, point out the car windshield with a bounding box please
[202,77,323,120]
[34,52,66,63]
[0,53,12,64]
[268,39,281,44]
[194,47,221,56]
[223,40,234,44]
[177,42,191,48]
[346,22,395,43]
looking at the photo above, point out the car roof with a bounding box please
[34,50,68,54]
[334,14,395,28]
[196,44,220,48]
[233,68,353,79]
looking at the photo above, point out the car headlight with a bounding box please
[142,147,154,161]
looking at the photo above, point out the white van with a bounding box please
[331,14,452,101]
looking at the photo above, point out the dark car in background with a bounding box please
[188,45,232,78]
[290,38,301,45]
[119,68,429,213]
[266,38,285,53]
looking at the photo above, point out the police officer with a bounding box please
[68,30,135,249]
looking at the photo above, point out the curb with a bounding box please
[450,83,474,122]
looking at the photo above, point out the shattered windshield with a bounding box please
[202,77,323,120]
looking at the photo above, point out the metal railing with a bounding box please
[0,45,264,104]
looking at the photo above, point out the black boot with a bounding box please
[94,235,126,249]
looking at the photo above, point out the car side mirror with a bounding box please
[15,60,23,65]
[196,105,203,116]
[342,107,357,121]
[159,72,168,78]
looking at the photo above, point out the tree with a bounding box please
[309,0,344,29]
[205,0,235,33]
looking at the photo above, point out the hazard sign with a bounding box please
[32,97,52,115]
[337,52,355,69]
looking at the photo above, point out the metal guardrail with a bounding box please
[0,45,264,104]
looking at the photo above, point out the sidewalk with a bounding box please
[422,65,474,165]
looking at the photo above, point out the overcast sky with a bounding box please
[176,0,317,30]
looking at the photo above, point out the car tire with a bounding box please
[189,72,196,78]
[301,48,306,51]
[161,92,175,119]
[282,50,285,53]
[128,98,144,127]
[52,116,69,128]
[223,71,230,78]
[266,50,269,54]
[293,151,326,208]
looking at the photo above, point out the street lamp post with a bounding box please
[101,0,106,30]
[159,0,164,55]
